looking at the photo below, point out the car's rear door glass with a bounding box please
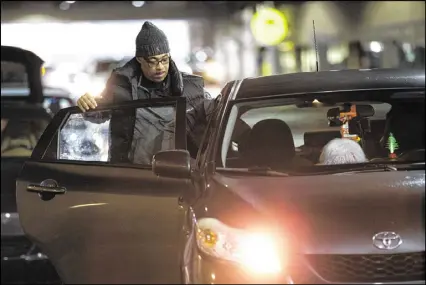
[37,98,186,166]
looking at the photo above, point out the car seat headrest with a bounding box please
[245,119,295,168]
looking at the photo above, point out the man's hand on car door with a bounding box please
[77,93,99,112]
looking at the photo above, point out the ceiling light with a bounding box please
[132,1,145,8]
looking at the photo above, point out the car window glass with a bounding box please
[44,105,177,165]
[1,61,28,90]
[219,95,424,170]
[42,97,73,115]
[240,102,391,147]
[1,118,49,158]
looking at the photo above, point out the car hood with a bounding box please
[213,170,425,255]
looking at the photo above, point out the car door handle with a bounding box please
[27,184,67,194]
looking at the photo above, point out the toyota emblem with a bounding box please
[372,231,402,250]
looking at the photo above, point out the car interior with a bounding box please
[223,99,425,170]
[1,119,47,157]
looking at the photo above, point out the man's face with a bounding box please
[137,53,170,83]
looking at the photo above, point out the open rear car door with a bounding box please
[16,97,189,284]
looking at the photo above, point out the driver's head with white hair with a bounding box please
[318,138,367,165]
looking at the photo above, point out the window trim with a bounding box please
[31,97,188,167]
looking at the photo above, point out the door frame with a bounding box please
[31,97,188,162]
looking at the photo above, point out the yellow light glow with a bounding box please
[196,218,283,275]
[251,7,289,46]
[204,61,225,82]
[198,228,218,248]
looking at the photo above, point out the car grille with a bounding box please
[306,252,426,283]
[1,237,33,259]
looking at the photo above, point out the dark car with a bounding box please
[16,68,425,284]
[1,45,73,284]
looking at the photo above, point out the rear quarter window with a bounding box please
[1,61,28,89]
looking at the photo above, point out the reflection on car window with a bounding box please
[220,95,424,171]
[54,105,177,165]
[1,118,48,157]
[1,61,28,90]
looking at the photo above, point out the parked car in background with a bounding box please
[1,101,62,284]
[1,45,63,284]
[1,45,101,284]
[15,68,425,284]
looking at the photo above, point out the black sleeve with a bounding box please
[83,71,132,124]
[185,89,218,155]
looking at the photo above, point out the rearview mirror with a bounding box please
[327,104,375,127]
[327,107,341,126]
[152,150,191,179]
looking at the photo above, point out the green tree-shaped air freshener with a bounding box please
[386,132,399,159]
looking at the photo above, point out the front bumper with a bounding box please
[189,250,426,284]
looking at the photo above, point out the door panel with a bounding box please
[17,162,187,284]
[16,98,189,284]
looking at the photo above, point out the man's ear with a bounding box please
[136,57,142,64]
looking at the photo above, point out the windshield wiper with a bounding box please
[314,162,425,175]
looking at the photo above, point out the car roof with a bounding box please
[1,45,44,67]
[235,68,425,100]
[1,45,45,103]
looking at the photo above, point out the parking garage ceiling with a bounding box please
[1,1,306,23]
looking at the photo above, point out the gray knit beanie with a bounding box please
[135,21,170,58]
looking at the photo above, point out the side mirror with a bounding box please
[152,150,191,179]
[327,104,375,127]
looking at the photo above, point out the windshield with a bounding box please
[1,117,48,158]
[219,90,424,173]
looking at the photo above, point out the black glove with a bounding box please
[168,58,184,97]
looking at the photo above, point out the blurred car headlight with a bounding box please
[204,61,225,82]
[87,80,105,97]
[196,218,283,275]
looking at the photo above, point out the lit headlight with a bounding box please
[196,218,283,274]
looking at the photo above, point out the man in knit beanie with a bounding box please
[76,21,215,163]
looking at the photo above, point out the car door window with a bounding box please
[39,98,186,166]
[196,95,221,169]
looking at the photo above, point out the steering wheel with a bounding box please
[398,149,425,161]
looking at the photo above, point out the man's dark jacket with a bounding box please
[86,58,214,163]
